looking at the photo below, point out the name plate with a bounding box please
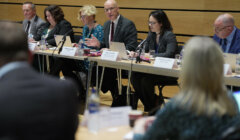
[101,50,119,61]
[224,64,232,75]
[28,42,37,51]
[154,57,175,69]
[60,47,77,56]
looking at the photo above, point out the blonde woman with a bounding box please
[78,5,103,44]
[133,36,240,140]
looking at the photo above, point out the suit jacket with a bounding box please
[213,27,240,54]
[145,30,177,58]
[0,64,79,140]
[22,15,45,41]
[100,15,138,51]
[41,19,74,46]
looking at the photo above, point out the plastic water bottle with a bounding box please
[78,39,84,56]
[28,33,34,40]
[235,53,240,74]
[88,88,100,133]
[40,35,46,50]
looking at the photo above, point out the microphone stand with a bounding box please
[135,39,146,63]
[58,36,67,54]
[136,47,142,63]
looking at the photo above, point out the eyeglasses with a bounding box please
[148,21,157,26]
[214,25,231,32]
[104,7,116,12]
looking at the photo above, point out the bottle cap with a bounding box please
[91,88,96,93]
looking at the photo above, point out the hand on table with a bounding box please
[133,116,156,134]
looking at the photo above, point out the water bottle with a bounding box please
[235,53,240,74]
[88,88,100,133]
[78,39,84,56]
[40,35,46,50]
[28,33,34,40]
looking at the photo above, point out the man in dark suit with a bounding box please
[0,21,79,140]
[85,0,138,106]
[213,13,240,54]
[22,1,45,41]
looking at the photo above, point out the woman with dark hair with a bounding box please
[41,5,74,45]
[38,5,85,95]
[131,10,177,112]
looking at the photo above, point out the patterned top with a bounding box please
[82,24,103,42]
[133,101,240,140]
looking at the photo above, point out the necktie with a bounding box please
[110,22,114,41]
[222,39,227,52]
[26,21,31,34]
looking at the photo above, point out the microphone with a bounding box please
[58,29,73,54]
[136,39,146,63]
[137,39,146,49]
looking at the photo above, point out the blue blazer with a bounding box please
[213,27,240,54]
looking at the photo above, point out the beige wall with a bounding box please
[1,0,240,43]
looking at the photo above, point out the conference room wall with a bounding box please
[0,0,240,44]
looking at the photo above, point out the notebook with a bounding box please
[54,35,72,49]
[223,53,237,71]
[109,42,129,60]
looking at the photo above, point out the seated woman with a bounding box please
[39,5,85,94]
[78,4,103,46]
[73,4,103,71]
[131,10,177,111]
[41,5,74,46]
[133,36,240,140]
[61,5,104,99]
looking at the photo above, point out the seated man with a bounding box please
[85,0,138,107]
[0,21,79,140]
[213,13,240,54]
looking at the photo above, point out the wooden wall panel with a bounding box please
[3,0,240,10]
[1,0,240,43]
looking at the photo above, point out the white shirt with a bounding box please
[109,14,120,44]
[0,62,28,79]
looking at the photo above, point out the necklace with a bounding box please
[86,22,95,38]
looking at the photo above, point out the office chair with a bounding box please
[157,45,183,105]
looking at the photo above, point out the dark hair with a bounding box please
[44,5,64,24]
[23,1,36,10]
[0,21,28,61]
[149,10,173,35]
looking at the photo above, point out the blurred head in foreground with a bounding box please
[0,21,30,67]
[176,36,237,116]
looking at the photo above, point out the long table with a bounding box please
[88,57,240,87]
[34,49,87,60]
[75,125,131,140]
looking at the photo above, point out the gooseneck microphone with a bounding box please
[136,39,146,63]
[58,29,73,54]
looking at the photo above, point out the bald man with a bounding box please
[213,13,240,54]
[85,0,138,107]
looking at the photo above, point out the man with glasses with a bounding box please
[85,0,138,107]
[213,13,240,54]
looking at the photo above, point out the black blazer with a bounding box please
[41,19,74,46]
[145,30,177,58]
[0,64,79,140]
[100,15,138,51]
